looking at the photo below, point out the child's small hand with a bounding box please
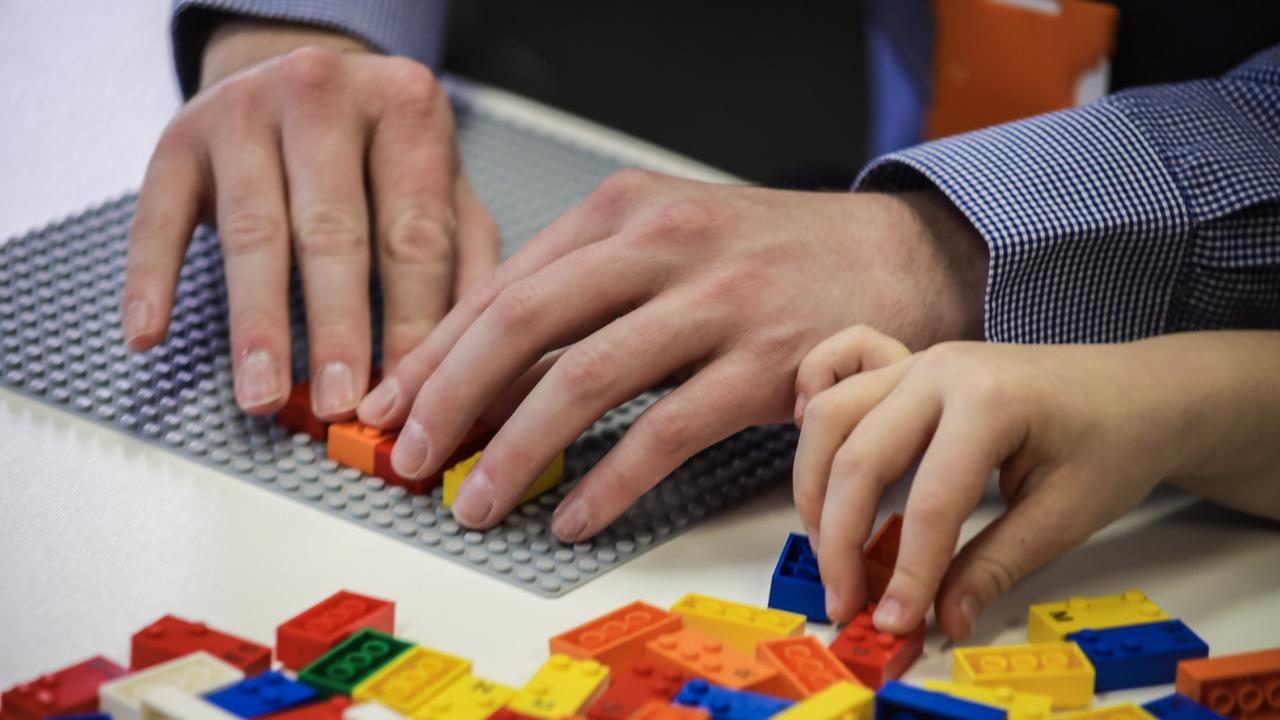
[793,330,1180,639]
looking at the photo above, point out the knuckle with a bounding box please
[642,198,716,243]
[280,46,344,99]
[557,343,616,398]
[588,168,657,213]
[219,207,286,256]
[295,205,367,258]
[830,443,871,482]
[802,392,838,429]
[969,550,1025,597]
[637,406,692,457]
[490,280,541,332]
[382,57,440,103]
[908,494,952,531]
[383,209,455,269]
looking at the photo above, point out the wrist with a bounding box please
[200,19,373,91]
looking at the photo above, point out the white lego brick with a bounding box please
[140,686,243,720]
[99,651,244,720]
[344,701,408,720]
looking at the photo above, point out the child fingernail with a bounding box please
[793,394,807,424]
[959,593,981,628]
[237,349,285,410]
[873,596,903,629]
[391,419,430,478]
[552,497,589,541]
[313,361,357,417]
[123,299,153,348]
[452,468,494,526]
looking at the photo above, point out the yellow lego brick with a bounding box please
[1026,589,1167,642]
[442,452,564,507]
[353,646,472,716]
[923,680,1053,720]
[952,642,1095,710]
[1057,705,1158,720]
[412,676,515,720]
[772,681,874,720]
[508,655,609,720]
[670,593,806,654]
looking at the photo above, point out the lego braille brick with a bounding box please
[1027,589,1168,643]
[343,703,406,720]
[768,534,826,623]
[1176,647,1280,720]
[298,629,414,698]
[1,656,127,720]
[772,681,873,720]
[277,590,396,671]
[646,627,780,692]
[508,655,610,720]
[875,681,1006,720]
[486,709,540,720]
[923,681,1052,720]
[203,672,318,718]
[671,593,805,655]
[1060,704,1160,720]
[756,635,858,700]
[411,676,514,720]
[141,687,242,720]
[631,700,711,720]
[277,382,329,442]
[952,641,1095,710]
[863,513,902,602]
[131,615,271,675]
[371,420,493,495]
[585,663,689,720]
[549,601,684,672]
[261,698,352,720]
[1144,695,1230,720]
[827,604,924,689]
[441,452,565,508]
[673,679,793,720]
[100,652,245,720]
[1066,620,1208,692]
[351,646,471,716]
[329,423,397,476]
[48,715,114,720]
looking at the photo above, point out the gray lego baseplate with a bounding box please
[0,85,797,597]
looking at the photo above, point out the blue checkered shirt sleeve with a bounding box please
[856,45,1280,343]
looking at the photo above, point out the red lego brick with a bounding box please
[329,422,396,475]
[131,615,271,675]
[757,635,861,700]
[863,513,902,602]
[586,663,689,720]
[488,708,543,720]
[260,697,352,720]
[276,590,396,670]
[277,381,328,441]
[371,420,494,494]
[631,700,711,720]
[828,604,924,689]
[1176,648,1280,720]
[0,656,127,720]
[551,601,685,673]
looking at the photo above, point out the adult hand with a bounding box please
[356,171,989,541]
[121,20,499,418]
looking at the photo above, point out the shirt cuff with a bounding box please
[855,101,1190,343]
[172,0,448,98]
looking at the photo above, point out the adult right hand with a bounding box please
[121,20,499,418]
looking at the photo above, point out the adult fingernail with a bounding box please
[793,394,807,425]
[313,361,357,417]
[824,585,842,620]
[391,418,431,478]
[959,593,982,630]
[123,300,153,349]
[359,376,400,424]
[552,497,589,541]
[452,468,494,526]
[874,596,904,630]
[237,349,284,410]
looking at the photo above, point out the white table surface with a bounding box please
[2,0,1278,701]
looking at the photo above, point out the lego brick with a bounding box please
[1176,647,1280,720]
[131,615,272,676]
[441,451,564,508]
[768,534,826,623]
[585,663,689,720]
[646,627,780,692]
[673,679,793,720]
[260,698,352,720]
[631,700,711,720]
[1027,590,1168,643]
[876,681,1006,720]
[952,641,1095,710]
[1059,704,1161,720]
[141,687,242,720]
[485,709,540,720]
[48,715,114,720]
[1066,620,1208,692]
[372,421,495,495]
[298,629,414,698]
[863,513,902,602]
[411,676,514,720]
[772,681,873,720]
[203,672,318,719]
[827,604,924,689]
[756,635,858,700]
[1,656,127,720]
[351,646,471,716]
[1144,695,1230,720]
[508,655,611,720]
[100,652,245,720]
[549,601,684,672]
[922,681,1052,720]
[277,590,396,671]
[670,593,806,655]
[343,703,405,720]
[329,423,396,476]
[277,381,329,442]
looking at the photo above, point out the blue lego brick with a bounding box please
[767,533,827,623]
[1067,620,1209,692]
[203,671,318,718]
[876,681,1007,720]
[674,679,794,720]
[1143,694,1229,720]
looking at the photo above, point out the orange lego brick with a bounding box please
[1176,647,1280,720]
[863,513,902,602]
[645,627,779,692]
[328,422,396,475]
[828,604,924,689]
[757,635,860,700]
[550,601,684,672]
[631,700,711,720]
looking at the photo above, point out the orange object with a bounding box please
[926,0,1118,140]
[1176,648,1280,720]
[828,604,924,689]
[371,420,495,494]
[327,422,396,475]
[645,627,779,692]
[277,381,328,441]
[864,513,903,601]
[631,700,711,720]
[551,601,684,672]
[757,635,860,700]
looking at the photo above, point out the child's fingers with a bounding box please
[794,325,911,425]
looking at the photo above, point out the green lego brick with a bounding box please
[298,629,414,697]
